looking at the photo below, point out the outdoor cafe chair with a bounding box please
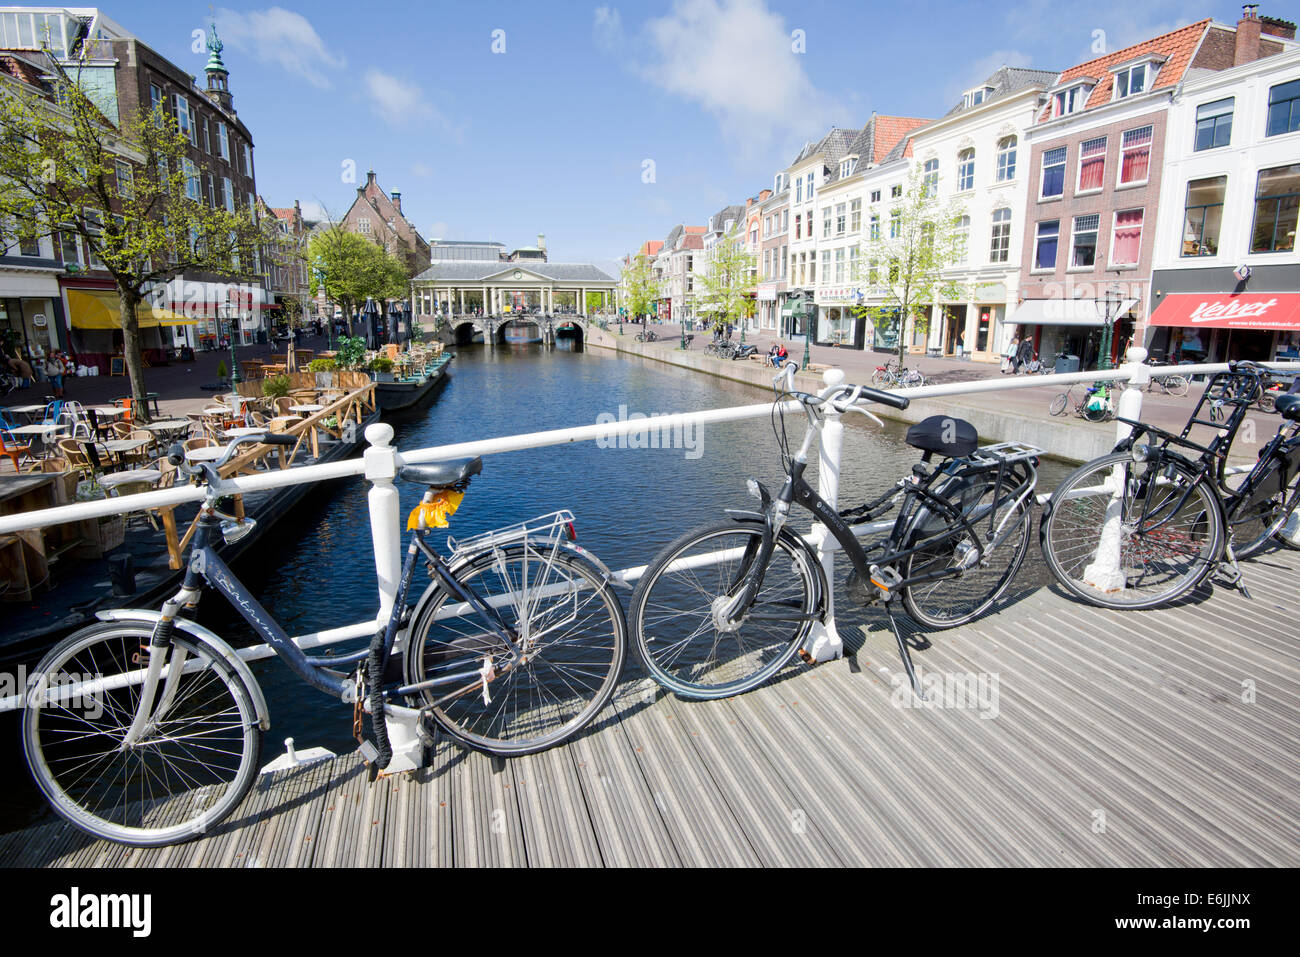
[1,431,33,472]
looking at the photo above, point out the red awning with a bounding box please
[1149,293,1300,330]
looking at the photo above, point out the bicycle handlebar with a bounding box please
[167,431,298,477]
[843,382,910,410]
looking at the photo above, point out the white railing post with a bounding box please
[804,367,846,663]
[363,422,402,625]
[1083,346,1148,592]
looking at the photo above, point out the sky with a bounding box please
[101,0,1263,273]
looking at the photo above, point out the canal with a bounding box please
[0,344,1073,834]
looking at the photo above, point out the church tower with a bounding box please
[204,22,234,113]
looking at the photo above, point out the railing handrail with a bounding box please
[3,357,1298,536]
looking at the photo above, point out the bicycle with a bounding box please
[635,328,659,343]
[705,338,738,360]
[1039,361,1300,611]
[1048,383,1115,421]
[628,364,1040,700]
[21,433,627,846]
[870,360,925,389]
[1142,360,1189,397]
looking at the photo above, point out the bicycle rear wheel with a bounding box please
[1228,458,1300,559]
[901,469,1033,628]
[1049,393,1068,416]
[23,623,262,846]
[1162,375,1189,397]
[405,543,626,755]
[630,521,819,699]
[1040,451,1223,609]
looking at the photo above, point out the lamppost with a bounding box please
[312,264,331,350]
[792,293,812,371]
[224,301,242,386]
[1099,279,1120,371]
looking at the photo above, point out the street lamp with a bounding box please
[1099,280,1120,371]
[224,302,242,386]
[312,264,331,350]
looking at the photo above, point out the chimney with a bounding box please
[537,233,546,252]
[391,189,402,213]
[1261,15,1297,40]
[1236,5,1262,64]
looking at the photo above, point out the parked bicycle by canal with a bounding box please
[1048,382,1115,421]
[21,434,628,846]
[1039,360,1300,610]
[629,363,1040,700]
[871,358,926,389]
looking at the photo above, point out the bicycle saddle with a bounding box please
[398,456,482,488]
[905,415,978,458]
[1276,394,1300,422]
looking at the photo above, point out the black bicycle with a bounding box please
[635,328,659,342]
[629,367,1039,699]
[1040,360,1300,610]
[22,434,627,845]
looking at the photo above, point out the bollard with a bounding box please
[1083,346,1148,591]
[803,367,846,662]
[364,423,402,625]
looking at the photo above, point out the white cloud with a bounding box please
[593,6,625,53]
[215,7,344,89]
[426,221,450,240]
[363,70,432,126]
[298,199,330,221]
[410,161,434,178]
[637,0,835,148]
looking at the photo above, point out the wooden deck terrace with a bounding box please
[4,543,1298,867]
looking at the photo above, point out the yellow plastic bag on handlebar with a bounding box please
[407,489,464,530]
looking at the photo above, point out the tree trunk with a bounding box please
[117,285,152,424]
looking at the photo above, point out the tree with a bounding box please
[0,52,262,421]
[697,227,756,335]
[619,253,658,321]
[854,163,967,365]
[307,223,408,331]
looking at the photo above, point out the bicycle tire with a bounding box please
[1228,457,1300,559]
[23,623,262,846]
[1082,402,1110,423]
[1259,392,1277,413]
[405,543,626,755]
[1049,393,1068,417]
[629,520,820,699]
[1163,375,1189,397]
[1039,451,1223,609]
[871,370,889,388]
[900,469,1033,628]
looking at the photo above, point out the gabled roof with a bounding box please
[638,240,663,257]
[707,204,746,235]
[941,65,1059,118]
[1039,19,1213,120]
[821,115,930,186]
[791,126,857,167]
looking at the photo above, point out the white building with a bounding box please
[1149,41,1300,362]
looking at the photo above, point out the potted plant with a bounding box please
[368,356,395,383]
[262,374,291,399]
[308,356,338,389]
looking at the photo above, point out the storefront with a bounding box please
[1013,297,1138,370]
[1,263,67,362]
[63,285,194,373]
[757,283,780,332]
[1149,267,1300,364]
[780,294,814,340]
[814,286,866,349]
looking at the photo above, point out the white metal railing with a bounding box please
[2,348,1298,716]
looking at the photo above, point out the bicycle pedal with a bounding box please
[797,647,814,665]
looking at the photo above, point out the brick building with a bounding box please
[339,170,431,277]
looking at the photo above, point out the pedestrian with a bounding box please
[955,332,965,359]
[1003,335,1019,374]
[44,352,65,399]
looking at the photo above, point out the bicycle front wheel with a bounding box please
[405,543,626,755]
[23,623,262,846]
[1163,375,1189,397]
[901,470,1033,628]
[630,521,819,699]
[1040,451,1223,609]
[1049,393,1068,416]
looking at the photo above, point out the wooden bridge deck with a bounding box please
[5,545,1298,867]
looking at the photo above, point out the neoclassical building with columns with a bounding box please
[411,261,617,321]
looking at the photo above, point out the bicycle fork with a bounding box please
[121,594,199,748]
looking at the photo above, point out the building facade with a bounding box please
[340,170,431,277]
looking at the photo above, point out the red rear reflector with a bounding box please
[566,521,578,541]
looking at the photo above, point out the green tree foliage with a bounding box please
[0,54,262,420]
[855,164,967,364]
[308,223,408,330]
[619,253,658,321]
[696,227,757,334]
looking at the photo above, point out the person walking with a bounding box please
[1004,335,1020,374]
[44,352,66,399]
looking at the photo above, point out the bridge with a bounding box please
[434,312,595,347]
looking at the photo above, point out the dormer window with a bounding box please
[840,156,857,178]
[963,86,993,109]
[1052,81,1094,118]
[1112,57,1163,101]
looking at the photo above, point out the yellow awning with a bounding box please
[66,288,197,330]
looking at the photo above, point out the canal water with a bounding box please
[0,344,1072,835]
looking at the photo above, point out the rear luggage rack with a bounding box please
[447,509,576,560]
[968,442,1043,465]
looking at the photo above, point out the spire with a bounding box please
[204,21,234,110]
[206,22,227,75]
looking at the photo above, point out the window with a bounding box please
[182,158,200,201]
[223,176,235,213]
[217,122,230,161]
[780,244,787,278]
[808,253,815,284]
[781,210,788,231]
[869,260,879,284]
[1053,84,1091,117]
[201,120,211,154]
[1194,98,1233,150]
[358,217,372,236]
[242,144,253,176]
[59,229,81,267]
[84,208,103,268]
[834,247,845,282]
[889,209,901,238]
[149,83,163,115]
[955,215,970,261]
[820,249,830,281]
[840,157,856,178]
[173,94,193,143]
[849,246,859,279]
[1182,176,1225,256]
[920,222,934,249]
[1034,220,1059,269]
[989,208,1011,262]
[963,87,989,109]
[850,199,861,232]
[923,158,938,198]
[890,184,902,199]
[1071,214,1099,267]
[1040,146,1066,198]
[805,172,815,200]
[795,177,803,204]
[870,189,881,203]
[1266,79,1300,137]
[869,213,880,240]
[1250,164,1299,252]
[1110,209,1145,265]
[1077,136,1106,191]
[996,136,1017,182]
[1118,126,1152,185]
[1113,63,1151,100]
[204,172,214,206]
[822,207,832,239]
[794,213,801,239]
[115,160,133,199]
[957,149,974,191]
[835,203,846,235]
